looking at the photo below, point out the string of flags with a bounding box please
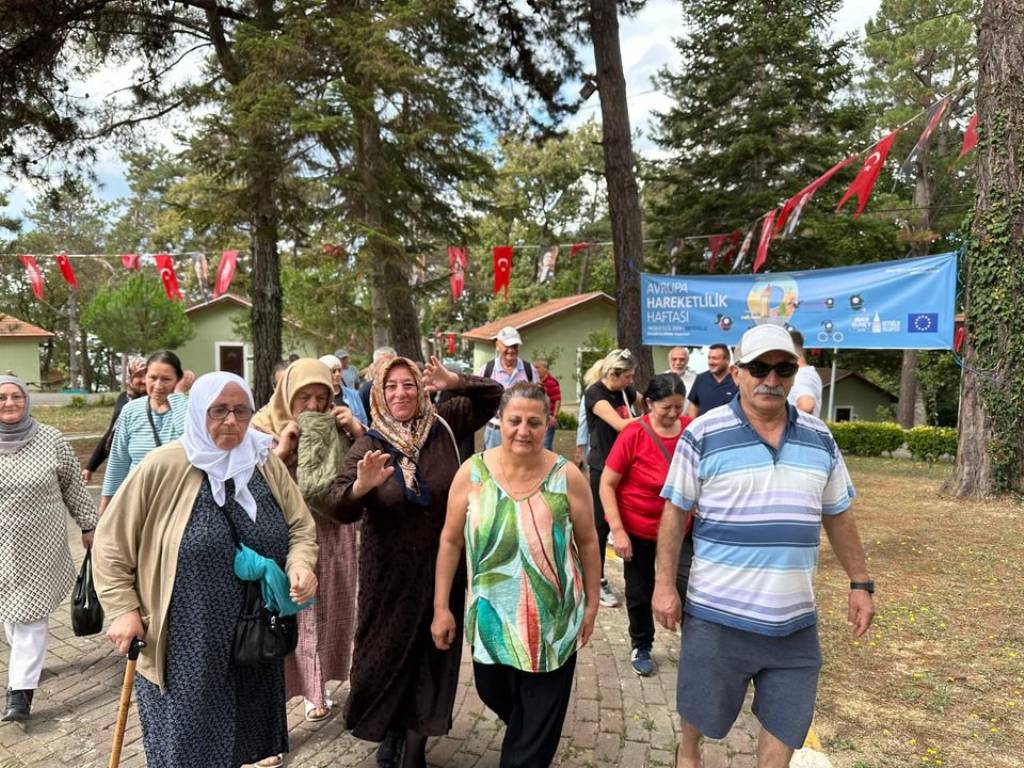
[6,250,240,303]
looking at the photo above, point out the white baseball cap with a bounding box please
[736,324,797,364]
[496,326,522,346]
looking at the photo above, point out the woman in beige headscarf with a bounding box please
[251,359,361,734]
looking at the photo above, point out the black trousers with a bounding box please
[474,655,577,768]
[589,468,610,577]
[623,534,658,649]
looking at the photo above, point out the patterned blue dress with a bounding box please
[135,473,290,767]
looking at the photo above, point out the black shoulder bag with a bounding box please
[219,505,298,666]
[71,550,104,636]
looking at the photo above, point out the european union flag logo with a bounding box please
[908,313,938,333]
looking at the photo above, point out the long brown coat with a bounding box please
[322,375,502,741]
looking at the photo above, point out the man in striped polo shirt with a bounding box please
[652,324,874,768]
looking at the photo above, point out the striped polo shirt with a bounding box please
[101,393,189,498]
[661,396,854,636]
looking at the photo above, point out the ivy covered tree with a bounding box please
[945,0,1024,497]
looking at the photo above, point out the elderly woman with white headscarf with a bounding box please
[0,375,97,722]
[93,372,319,768]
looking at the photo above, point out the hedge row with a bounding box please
[827,421,958,462]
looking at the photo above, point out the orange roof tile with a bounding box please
[0,313,54,339]
[462,292,615,342]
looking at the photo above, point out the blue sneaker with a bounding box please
[630,646,656,677]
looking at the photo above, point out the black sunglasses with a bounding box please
[738,360,799,379]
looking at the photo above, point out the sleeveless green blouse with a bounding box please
[464,454,584,673]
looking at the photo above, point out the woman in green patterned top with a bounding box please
[432,382,601,768]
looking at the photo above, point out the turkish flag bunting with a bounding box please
[731,227,756,272]
[959,113,979,159]
[19,255,43,300]
[154,253,183,301]
[707,234,730,271]
[753,210,778,273]
[447,246,467,301]
[899,96,950,177]
[447,333,456,355]
[569,242,590,257]
[55,252,78,289]
[214,250,238,297]
[720,230,743,269]
[121,253,140,270]
[776,155,858,236]
[493,245,513,297]
[836,129,900,219]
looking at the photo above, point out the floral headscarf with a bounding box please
[125,356,147,398]
[369,357,437,496]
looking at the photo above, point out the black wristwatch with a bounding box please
[850,581,875,594]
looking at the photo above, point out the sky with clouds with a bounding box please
[1,0,881,225]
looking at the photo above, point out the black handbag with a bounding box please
[219,505,297,666]
[71,550,104,637]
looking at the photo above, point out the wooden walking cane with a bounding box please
[109,638,145,768]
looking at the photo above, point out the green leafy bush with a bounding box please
[556,410,579,431]
[68,395,87,409]
[97,393,117,407]
[905,426,958,463]
[827,421,905,456]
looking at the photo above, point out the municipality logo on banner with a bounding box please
[640,252,957,350]
[908,313,939,333]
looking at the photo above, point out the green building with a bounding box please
[0,313,54,386]
[818,367,898,422]
[463,292,618,405]
[175,294,323,381]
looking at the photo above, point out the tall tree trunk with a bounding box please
[67,292,79,389]
[355,99,422,360]
[588,0,653,388]
[898,169,933,427]
[945,0,1024,497]
[250,200,282,407]
[370,283,389,350]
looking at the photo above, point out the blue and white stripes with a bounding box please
[661,397,854,636]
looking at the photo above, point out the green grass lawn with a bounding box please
[34,404,115,435]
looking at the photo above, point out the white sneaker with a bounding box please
[599,580,620,608]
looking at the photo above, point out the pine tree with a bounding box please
[650,0,877,273]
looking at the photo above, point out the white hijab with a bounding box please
[179,372,273,521]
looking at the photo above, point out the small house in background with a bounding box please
[175,294,323,381]
[463,292,617,405]
[0,313,54,386]
[818,367,898,422]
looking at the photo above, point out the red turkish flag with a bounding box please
[569,242,590,257]
[776,155,858,236]
[447,246,467,301]
[959,113,979,159]
[707,234,730,271]
[154,253,183,301]
[493,245,513,297]
[753,210,778,273]
[214,250,238,297]
[720,230,743,269]
[120,253,140,270]
[835,129,900,219]
[19,255,43,300]
[447,332,456,355]
[55,252,78,289]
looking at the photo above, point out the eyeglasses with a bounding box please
[207,405,254,422]
[738,360,799,379]
[0,394,26,404]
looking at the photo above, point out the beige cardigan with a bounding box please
[92,441,319,690]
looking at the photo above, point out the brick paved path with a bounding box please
[0,528,764,768]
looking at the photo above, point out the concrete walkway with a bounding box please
[0,530,783,768]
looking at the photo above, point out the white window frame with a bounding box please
[214,341,249,381]
[833,405,855,422]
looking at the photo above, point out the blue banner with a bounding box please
[641,252,957,350]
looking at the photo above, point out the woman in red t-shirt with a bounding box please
[599,374,692,677]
